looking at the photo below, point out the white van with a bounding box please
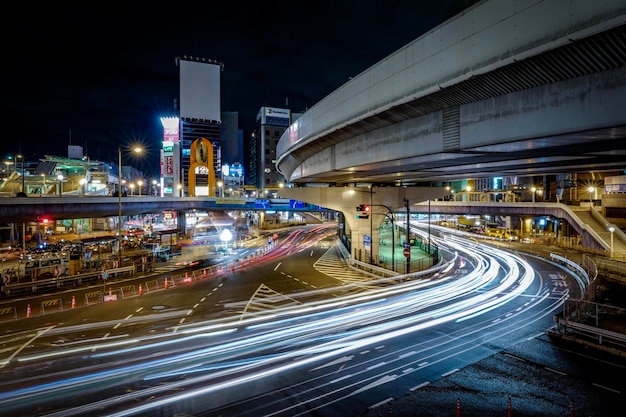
[141,242,171,262]
[141,242,166,252]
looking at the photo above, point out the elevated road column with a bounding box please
[277,186,447,265]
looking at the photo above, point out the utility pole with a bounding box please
[404,197,410,274]
[428,199,431,249]
[370,185,374,265]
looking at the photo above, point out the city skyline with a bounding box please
[2,1,475,172]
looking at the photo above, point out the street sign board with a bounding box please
[403,247,410,257]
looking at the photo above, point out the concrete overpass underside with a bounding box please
[276,2,626,185]
[277,186,448,260]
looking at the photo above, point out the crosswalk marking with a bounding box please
[313,245,378,287]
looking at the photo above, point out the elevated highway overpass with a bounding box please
[276,0,626,185]
[274,0,626,261]
[3,1,625,265]
[0,196,330,224]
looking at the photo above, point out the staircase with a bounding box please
[570,209,626,257]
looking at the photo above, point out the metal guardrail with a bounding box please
[1,266,136,296]
[549,253,590,287]
[555,317,626,349]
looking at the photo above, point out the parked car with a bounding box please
[0,246,23,261]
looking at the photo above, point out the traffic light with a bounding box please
[356,204,370,219]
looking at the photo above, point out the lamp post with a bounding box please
[117,146,142,263]
[609,226,615,258]
[588,186,595,204]
[404,198,410,274]
[79,177,87,196]
[531,187,536,203]
[57,174,64,196]
[137,180,143,196]
[17,154,25,192]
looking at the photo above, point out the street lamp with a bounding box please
[57,174,64,196]
[531,187,536,203]
[117,146,142,263]
[588,186,595,204]
[609,226,615,258]
[17,154,25,192]
[177,183,183,197]
[217,180,223,197]
[79,177,87,196]
[137,180,143,196]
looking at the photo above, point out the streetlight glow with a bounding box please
[17,154,25,193]
[57,174,64,196]
[587,186,595,203]
[79,177,87,196]
[609,226,615,258]
[117,145,143,263]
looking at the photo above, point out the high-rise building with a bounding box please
[220,111,245,195]
[176,56,223,196]
[248,106,291,194]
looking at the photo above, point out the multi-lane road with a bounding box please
[0,223,623,417]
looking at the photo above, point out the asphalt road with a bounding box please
[360,334,625,417]
[2,228,624,417]
[361,237,626,417]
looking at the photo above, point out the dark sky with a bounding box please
[2,1,475,175]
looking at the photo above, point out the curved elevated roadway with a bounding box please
[276,0,626,185]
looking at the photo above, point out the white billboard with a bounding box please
[179,59,221,121]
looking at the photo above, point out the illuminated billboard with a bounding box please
[160,117,180,143]
[179,58,221,121]
[257,107,291,127]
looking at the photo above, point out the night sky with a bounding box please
[2,1,476,175]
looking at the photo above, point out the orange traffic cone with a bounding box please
[138,284,143,295]
[164,277,169,289]
[71,296,76,309]
[26,304,31,318]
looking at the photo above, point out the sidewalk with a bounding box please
[377,229,433,273]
